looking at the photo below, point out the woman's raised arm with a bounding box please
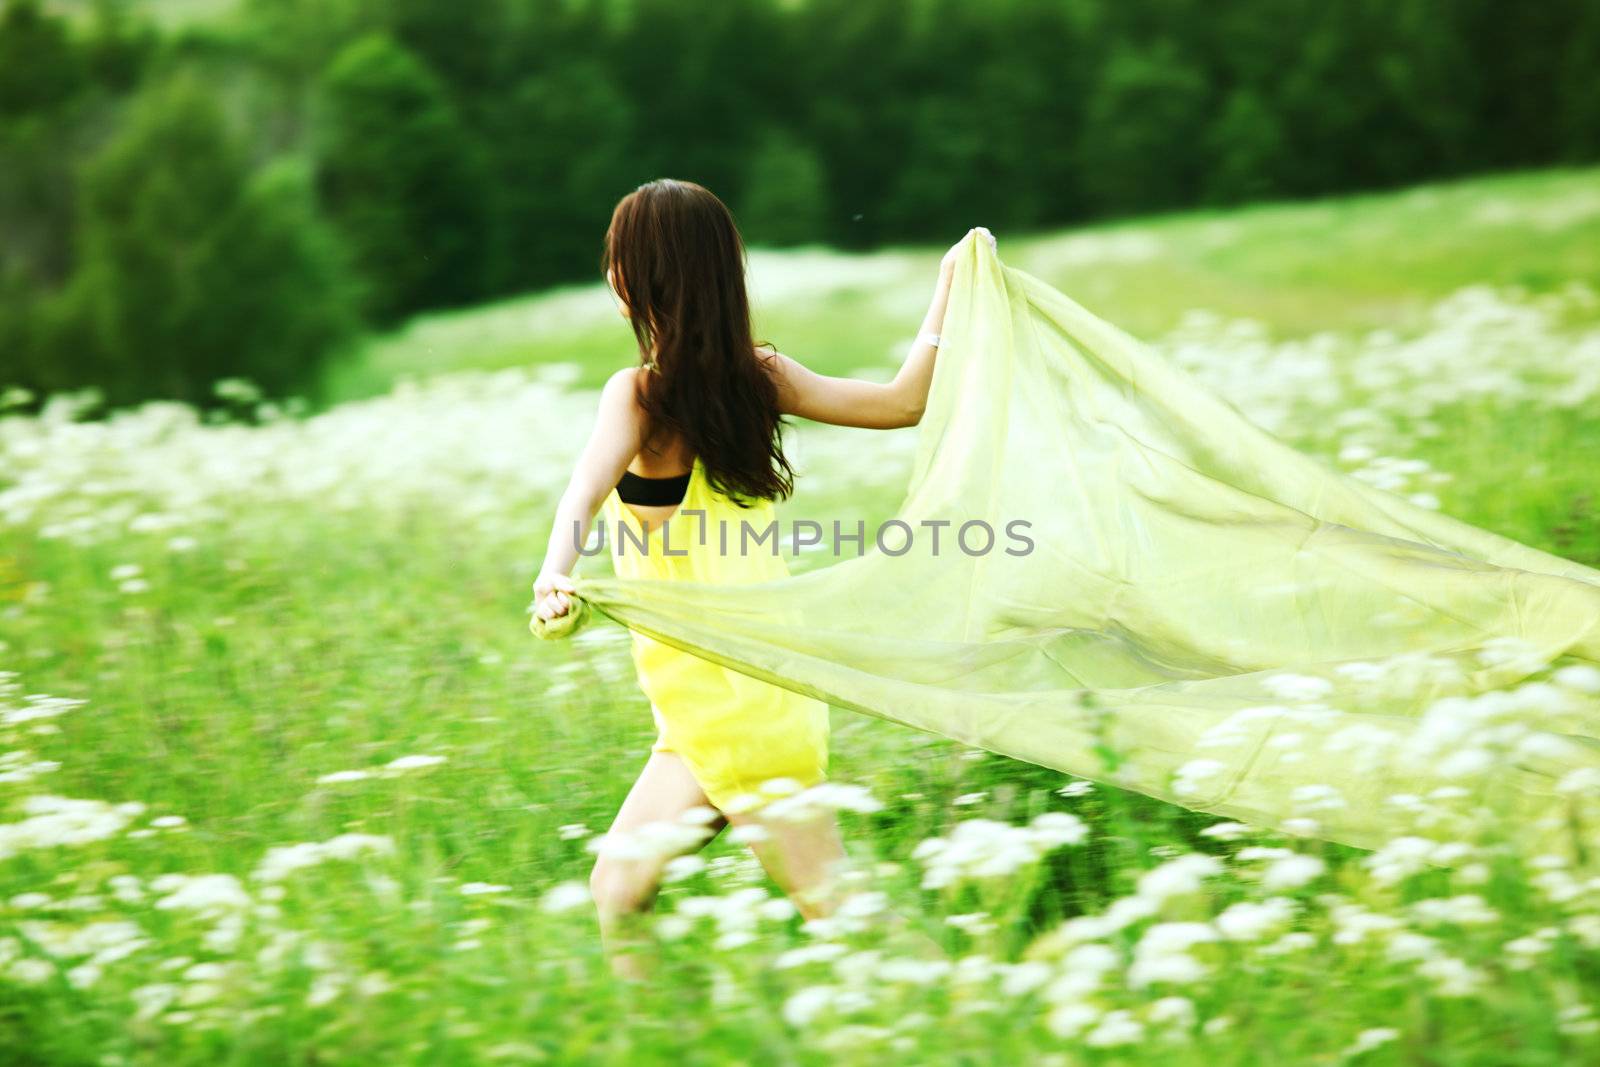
[765,227,992,430]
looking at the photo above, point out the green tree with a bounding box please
[205,156,362,402]
[380,0,514,120]
[608,0,784,210]
[313,33,495,322]
[0,115,83,285]
[0,0,84,118]
[738,126,829,247]
[789,0,918,247]
[0,265,40,391]
[486,58,636,292]
[1202,89,1287,206]
[80,0,156,94]
[40,74,357,406]
[1077,42,1212,216]
[1558,0,1600,160]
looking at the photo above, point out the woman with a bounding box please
[531,177,991,978]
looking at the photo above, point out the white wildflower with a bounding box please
[1136,853,1223,905]
[540,883,592,915]
[383,754,447,773]
[1214,897,1296,941]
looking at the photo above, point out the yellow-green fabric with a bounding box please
[536,230,1600,857]
[530,594,588,640]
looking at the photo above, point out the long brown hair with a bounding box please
[601,178,795,505]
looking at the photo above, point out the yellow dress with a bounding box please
[598,457,830,811]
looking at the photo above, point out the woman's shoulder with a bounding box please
[593,366,650,440]
[605,364,648,389]
[753,344,795,388]
[752,345,807,417]
[601,365,649,409]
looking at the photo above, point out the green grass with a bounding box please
[1,166,1598,1064]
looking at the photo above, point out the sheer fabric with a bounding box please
[535,231,1600,858]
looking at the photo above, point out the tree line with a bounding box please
[2,0,1597,410]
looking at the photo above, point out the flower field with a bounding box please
[2,167,1599,1065]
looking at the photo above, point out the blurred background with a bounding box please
[2,0,1598,411]
[3,3,1600,1061]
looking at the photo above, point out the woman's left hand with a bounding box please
[941,226,997,278]
[533,569,577,620]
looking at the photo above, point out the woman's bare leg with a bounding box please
[589,750,727,980]
[728,798,946,957]
[725,803,853,921]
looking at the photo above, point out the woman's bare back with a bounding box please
[619,420,695,529]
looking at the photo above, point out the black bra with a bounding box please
[616,468,691,506]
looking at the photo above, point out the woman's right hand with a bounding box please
[533,569,577,621]
[941,226,997,278]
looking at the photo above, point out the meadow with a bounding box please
[1,166,1599,1064]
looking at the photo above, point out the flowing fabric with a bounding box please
[536,230,1600,859]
